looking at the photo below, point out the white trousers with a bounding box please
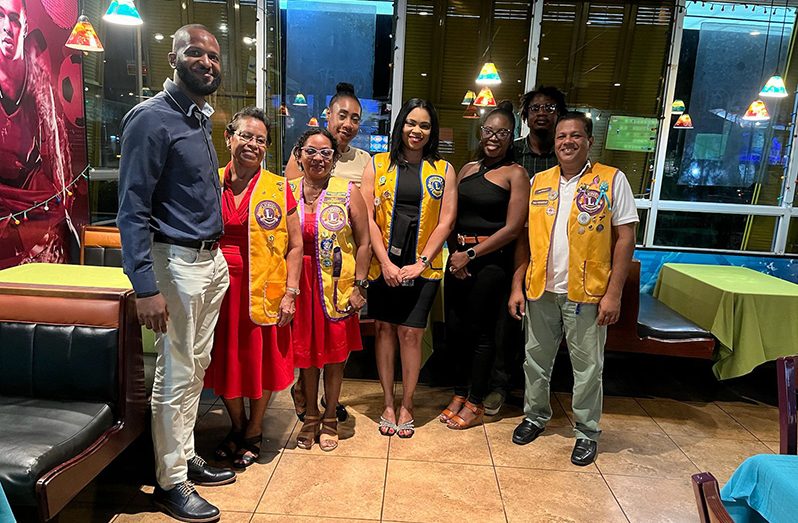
[150,242,229,489]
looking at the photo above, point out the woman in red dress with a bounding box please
[291,128,370,451]
[205,107,303,467]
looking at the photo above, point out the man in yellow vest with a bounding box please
[508,111,638,466]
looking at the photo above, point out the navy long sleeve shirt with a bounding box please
[117,79,223,295]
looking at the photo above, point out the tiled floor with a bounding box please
[50,377,781,523]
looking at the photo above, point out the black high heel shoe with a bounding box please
[214,429,242,461]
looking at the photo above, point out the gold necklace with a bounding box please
[302,177,329,205]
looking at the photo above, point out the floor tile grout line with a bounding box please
[483,422,510,523]
[597,471,632,523]
[633,397,705,474]
[380,435,392,523]
[713,402,771,443]
[256,512,380,521]
[250,418,297,515]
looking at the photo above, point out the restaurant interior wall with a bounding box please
[81,0,798,257]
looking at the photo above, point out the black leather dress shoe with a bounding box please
[512,419,545,445]
[187,456,236,486]
[571,438,598,466]
[153,481,220,523]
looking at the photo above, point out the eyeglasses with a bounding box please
[235,131,269,148]
[529,103,558,114]
[301,146,336,159]
[480,126,512,140]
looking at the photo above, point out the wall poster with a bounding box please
[0,0,88,269]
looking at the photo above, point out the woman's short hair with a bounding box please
[292,127,341,162]
[225,106,272,146]
[477,100,516,163]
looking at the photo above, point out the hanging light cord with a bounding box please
[761,0,775,82]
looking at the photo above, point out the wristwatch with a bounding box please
[466,248,477,260]
[418,255,430,267]
[355,279,370,289]
[286,287,301,296]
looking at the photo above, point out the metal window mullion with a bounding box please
[390,0,408,130]
[774,84,798,253]
[654,200,787,216]
[644,0,685,248]
[520,0,544,137]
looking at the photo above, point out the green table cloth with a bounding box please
[654,263,798,380]
[0,263,155,354]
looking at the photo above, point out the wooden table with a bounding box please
[654,263,798,379]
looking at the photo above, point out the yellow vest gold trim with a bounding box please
[525,163,617,303]
[368,152,447,281]
[219,167,290,325]
[291,177,358,321]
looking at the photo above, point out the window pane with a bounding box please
[636,208,647,245]
[662,1,796,205]
[536,1,673,199]
[787,217,798,254]
[653,211,777,251]
[281,0,394,168]
[403,1,531,170]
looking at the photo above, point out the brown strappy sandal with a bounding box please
[439,395,467,423]
[447,401,485,430]
[319,417,339,452]
[296,415,321,450]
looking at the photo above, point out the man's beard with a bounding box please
[176,59,222,96]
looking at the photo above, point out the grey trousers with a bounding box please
[522,291,606,441]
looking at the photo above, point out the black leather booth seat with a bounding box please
[637,293,712,340]
[0,284,146,521]
[0,398,114,504]
[0,321,120,508]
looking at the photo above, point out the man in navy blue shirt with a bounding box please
[118,24,234,523]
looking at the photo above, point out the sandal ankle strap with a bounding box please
[463,401,484,415]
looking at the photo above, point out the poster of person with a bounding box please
[0,0,88,269]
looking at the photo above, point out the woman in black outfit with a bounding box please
[440,101,530,430]
[362,99,457,437]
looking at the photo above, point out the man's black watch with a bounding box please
[355,279,370,289]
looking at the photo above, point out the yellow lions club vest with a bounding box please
[368,152,447,281]
[219,167,289,325]
[290,177,358,321]
[525,163,617,303]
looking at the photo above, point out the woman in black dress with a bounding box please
[440,101,530,430]
[361,99,457,437]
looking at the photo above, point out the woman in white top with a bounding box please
[286,82,371,186]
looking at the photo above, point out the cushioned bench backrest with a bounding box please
[80,226,123,268]
[0,287,123,406]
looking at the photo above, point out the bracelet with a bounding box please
[286,287,300,296]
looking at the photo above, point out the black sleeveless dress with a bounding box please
[368,162,441,328]
[444,161,514,404]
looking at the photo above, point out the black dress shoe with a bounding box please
[571,438,598,466]
[187,456,236,486]
[153,481,220,523]
[512,419,545,445]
